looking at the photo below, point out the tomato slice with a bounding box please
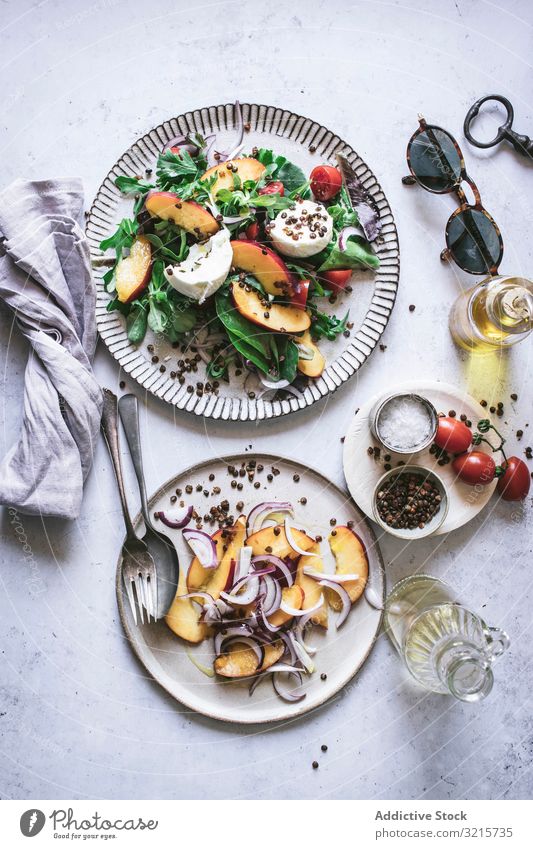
[452,451,496,486]
[245,221,260,240]
[310,165,342,201]
[496,457,531,501]
[434,417,473,454]
[258,181,285,196]
[291,280,310,310]
[321,269,352,290]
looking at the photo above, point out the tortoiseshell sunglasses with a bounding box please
[403,116,503,275]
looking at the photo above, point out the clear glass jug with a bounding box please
[449,274,533,352]
[384,575,510,702]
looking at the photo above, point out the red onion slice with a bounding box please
[303,567,359,583]
[319,580,351,628]
[272,669,306,703]
[248,662,302,696]
[259,375,291,390]
[281,595,324,618]
[177,591,214,606]
[284,518,318,558]
[246,501,293,534]
[287,632,315,673]
[252,555,294,587]
[182,528,218,569]
[338,225,364,251]
[258,600,282,633]
[214,624,254,655]
[294,614,318,655]
[220,575,260,606]
[294,343,314,361]
[233,546,253,585]
[154,506,193,529]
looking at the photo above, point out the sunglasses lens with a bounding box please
[409,128,462,192]
[447,208,502,273]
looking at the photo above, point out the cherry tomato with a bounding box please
[434,417,473,454]
[170,145,181,155]
[258,181,285,196]
[452,451,496,486]
[321,269,352,290]
[310,165,342,201]
[291,280,310,310]
[245,221,260,240]
[496,457,531,501]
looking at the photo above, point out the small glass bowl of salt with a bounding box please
[370,393,438,455]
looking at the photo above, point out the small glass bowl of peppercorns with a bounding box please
[372,465,449,539]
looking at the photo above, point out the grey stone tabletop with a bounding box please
[0,0,531,801]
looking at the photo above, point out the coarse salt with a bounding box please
[377,396,433,451]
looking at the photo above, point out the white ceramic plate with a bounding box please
[87,102,400,421]
[343,380,497,535]
[116,453,384,724]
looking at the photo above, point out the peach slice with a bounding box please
[327,526,369,609]
[187,516,246,600]
[296,542,328,628]
[268,585,304,627]
[214,639,284,679]
[231,240,295,297]
[115,235,152,303]
[165,562,209,644]
[231,283,311,334]
[296,330,325,379]
[246,523,315,560]
[201,157,266,197]
[145,191,219,238]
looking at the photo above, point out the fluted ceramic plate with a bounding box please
[116,453,385,724]
[87,103,399,421]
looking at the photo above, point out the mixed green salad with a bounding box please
[100,114,380,391]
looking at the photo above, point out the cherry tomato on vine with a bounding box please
[452,451,496,486]
[434,417,473,454]
[496,457,531,501]
[321,269,352,290]
[310,165,342,201]
[258,181,284,196]
[244,221,260,240]
[170,146,181,155]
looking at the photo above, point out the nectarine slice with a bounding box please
[165,563,209,644]
[115,235,152,304]
[231,283,311,334]
[231,240,295,297]
[246,523,314,560]
[187,516,246,601]
[296,542,328,628]
[145,191,219,238]
[268,585,304,627]
[296,330,325,378]
[327,526,368,609]
[201,157,266,197]
[214,639,284,678]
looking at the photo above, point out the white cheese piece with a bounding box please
[164,229,232,303]
[270,199,334,258]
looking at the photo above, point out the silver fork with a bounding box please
[101,388,157,625]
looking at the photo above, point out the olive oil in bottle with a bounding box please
[449,275,532,352]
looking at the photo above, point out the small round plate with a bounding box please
[343,380,497,535]
[87,102,399,421]
[116,453,384,724]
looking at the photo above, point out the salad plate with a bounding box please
[116,453,385,724]
[343,380,498,535]
[87,102,399,421]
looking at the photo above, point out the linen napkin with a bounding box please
[0,178,103,519]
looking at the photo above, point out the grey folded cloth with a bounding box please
[0,178,103,519]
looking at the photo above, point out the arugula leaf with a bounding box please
[254,148,309,196]
[155,149,207,193]
[115,175,154,195]
[99,218,139,292]
[309,309,349,341]
[126,302,148,344]
[318,234,379,272]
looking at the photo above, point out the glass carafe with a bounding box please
[449,274,533,352]
[384,575,510,702]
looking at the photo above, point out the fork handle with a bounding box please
[101,388,137,541]
[118,394,152,529]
